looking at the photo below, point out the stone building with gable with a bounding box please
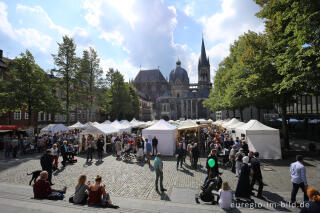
[133,38,212,120]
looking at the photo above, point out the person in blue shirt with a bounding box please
[145,139,152,165]
[290,155,308,205]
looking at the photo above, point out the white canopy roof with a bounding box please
[83,122,94,128]
[130,118,142,128]
[92,122,100,126]
[103,120,111,124]
[236,120,279,135]
[111,120,131,133]
[227,121,245,131]
[40,124,69,136]
[144,119,176,131]
[222,118,241,128]
[142,120,177,156]
[69,121,85,129]
[81,123,119,135]
[178,120,199,130]
[236,120,281,159]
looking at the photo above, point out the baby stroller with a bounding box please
[196,175,222,204]
[121,143,134,161]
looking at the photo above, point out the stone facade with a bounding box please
[133,38,212,120]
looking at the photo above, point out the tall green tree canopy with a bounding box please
[0,50,60,125]
[52,35,78,125]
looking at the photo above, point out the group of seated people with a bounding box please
[33,171,119,209]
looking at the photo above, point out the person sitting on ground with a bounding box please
[300,187,320,213]
[218,182,233,210]
[72,174,89,204]
[33,171,66,199]
[87,175,119,208]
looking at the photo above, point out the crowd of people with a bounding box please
[2,123,319,212]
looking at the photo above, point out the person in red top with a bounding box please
[87,175,119,208]
[33,171,66,199]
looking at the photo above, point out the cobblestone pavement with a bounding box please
[0,152,319,203]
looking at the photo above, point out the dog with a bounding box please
[27,170,42,185]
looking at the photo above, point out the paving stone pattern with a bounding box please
[0,153,319,202]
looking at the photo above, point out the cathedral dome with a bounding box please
[169,60,189,85]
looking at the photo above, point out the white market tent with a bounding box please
[130,118,142,128]
[40,124,69,136]
[235,120,282,159]
[103,120,111,124]
[142,120,177,156]
[111,120,131,134]
[69,121,86,130]
[178,120,199,130]
[213,120,222,125]
[222,118,241,128]
[80,123,119,152]
[83,122,94,129]
[92,122,100,126]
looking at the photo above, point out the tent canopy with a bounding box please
[178,120,199,130]
[111,120,131,134]
[81,123,119,135]
[40,124,69,136]
[236,120,281,159]
[103,120,111,124]
[222,118,241,128]
[69,121,85,129]
[142,120,177,156]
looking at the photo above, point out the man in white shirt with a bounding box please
[290,155,308,204]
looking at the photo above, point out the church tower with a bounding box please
[198,37,210,89]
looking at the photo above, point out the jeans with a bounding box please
[250,175,263,196]
[290,182,308,203]
[152,145,158,156]
[155,170,163,190]
[177,157,183,168]
[87,147,93,161]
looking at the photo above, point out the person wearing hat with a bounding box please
[40,149,54,185]
[235,156,252,202]
[235,148,245,177]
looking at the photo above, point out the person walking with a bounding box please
[192,143,200,169]
[4,134,11,158]
[60,140,68,166]
[154,153,166,192]
[41,149,54,185]
[145,139,152,165]
[97,136,104,162]
[250,152,264,199]
[229,145,236,173]
[290,155,308,205]
[175,143,184,170]
[152,136,158,156]
[235,148,245,177]
[235,156,252,202]
[50,144,59,170]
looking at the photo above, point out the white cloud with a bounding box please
[184,2,194,17]
[0,2,16,39]
[82,0,184,80]
[15,28,52,53]
[200,0,264,77]
[0,2,52,53]
[16,4,70,35]
[100,58,139,82]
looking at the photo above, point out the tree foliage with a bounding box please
[0,50,61,125]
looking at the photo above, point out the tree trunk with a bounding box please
[250,106,253,119]
[281,104,290,149]
[8,111,12,125]
[66,76,70,126]
[240,108,243,121]
[257,107,261,121]
[233,109,236,118]
[226,110,229,118]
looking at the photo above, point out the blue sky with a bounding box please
[0,0,264,82]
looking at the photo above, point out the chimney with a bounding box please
[0,50,3,59]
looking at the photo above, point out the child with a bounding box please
[218,182,233,209]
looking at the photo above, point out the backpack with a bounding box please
[47,192,64,200]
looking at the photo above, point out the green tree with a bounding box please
[104,69,139,120]
[0,50,60,125]
[52,35,78,125]
[253,0,320,149]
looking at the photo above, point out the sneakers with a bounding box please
[62,186,67,194]
[106,203,119,209]
[161,188,167,192]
